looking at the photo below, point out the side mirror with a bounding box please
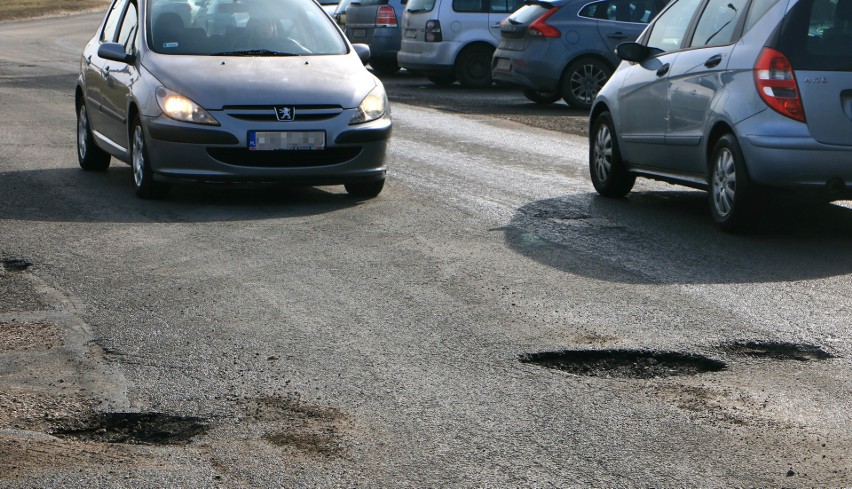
[352,43,370,65]
[98,42,135,64]
[615,42,650,63]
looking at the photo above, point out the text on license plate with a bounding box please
[404,29,417,38]
[249,131,326,151]
[495,58,511,71]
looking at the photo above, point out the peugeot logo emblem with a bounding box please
[275,106,295,121]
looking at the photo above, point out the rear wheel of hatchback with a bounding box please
[455,44,494,88]
[562,58,611,110]
[709,134,753,232]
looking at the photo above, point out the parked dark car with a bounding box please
[589,0,852,230]
[345,0,407,74]
[492,0,666,108]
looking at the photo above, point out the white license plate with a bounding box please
[404,29,417,38]
[495,57,511,71]
[248,131,326,151]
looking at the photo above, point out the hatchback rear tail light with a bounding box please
[425,20,442,42]
[376,5,398,27]
[528,7,560,38]
[754,47,805,122]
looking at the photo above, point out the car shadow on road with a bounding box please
[504,191,852,285]
[0,167,368,223]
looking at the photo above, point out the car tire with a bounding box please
[130,116,168,199]
[77,101,111,171]
[589,111,635,197]
[370,59,401,75]
[454,44,494,88]
[345,178,384,198]
[709,133,752,232]
[522,88,561,105]
[562,58,612,110]
[427,74,456,86]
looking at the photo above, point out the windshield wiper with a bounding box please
[406,8,428,12]
[211,50,299,57]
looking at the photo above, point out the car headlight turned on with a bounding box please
[350,83,389,125]
[155,87,219,125]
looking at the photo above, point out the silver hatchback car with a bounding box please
[590,0,852,230]
[76,0,391,199]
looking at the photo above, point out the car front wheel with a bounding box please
[589,111,634,197]
[77,101,111,171]
[131,117,168,199]
[709,134,752,232]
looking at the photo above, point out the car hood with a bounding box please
[141,53,377,109]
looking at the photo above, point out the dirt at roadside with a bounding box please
[0,0,109,23]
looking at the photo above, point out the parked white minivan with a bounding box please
[397,0,523,87]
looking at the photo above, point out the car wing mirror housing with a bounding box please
[98,42,136,64]
[616,42,650,63]
[352,43,370,65]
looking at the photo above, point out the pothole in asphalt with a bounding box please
[521,349,727,379]
[721,341,834,361]
[50,412,210,445]
[532,209,592,220]
[1,257,32,272]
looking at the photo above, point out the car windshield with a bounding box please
[148,0,348,55]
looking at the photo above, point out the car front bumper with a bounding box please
[142,109,391,185]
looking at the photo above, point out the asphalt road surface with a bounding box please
[1,12,851,487]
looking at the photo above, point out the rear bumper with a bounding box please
[347,26,401,60]
[742,133,852,193]
[491,46,565,93]
[398,40,460,74]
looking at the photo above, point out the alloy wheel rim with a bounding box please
[712,147,736,218]
[78,106,88,159]
[132,126,145,188]
[593,124,612,183]
[571,64,607,105]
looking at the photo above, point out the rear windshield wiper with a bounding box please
[211,50,299,57]
[406,8,428,12]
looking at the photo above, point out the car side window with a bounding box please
[645,0,702,52]
[101,0,129,42]
[454,0,483,11]
[116,2,138,53]
[689,0,748,47]
[490,0,523,13]
[579,0,662,22]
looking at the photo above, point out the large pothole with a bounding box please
[1,257,32,272]
[521,349,727,379]
[51,412,210,445]
[721,340,834,361]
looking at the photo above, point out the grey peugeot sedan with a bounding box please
[76,0,391,199]
[590,0,852,230]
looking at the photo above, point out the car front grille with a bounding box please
[206,147,362,167]
[222,105,344,122]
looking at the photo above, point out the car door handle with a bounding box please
[704,54,723,68]
[656,63,670,77]
[607,32,628,39]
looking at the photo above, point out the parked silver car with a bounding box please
[76,0,391,199]
[590,0,852,230]
[398,0,524,87]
